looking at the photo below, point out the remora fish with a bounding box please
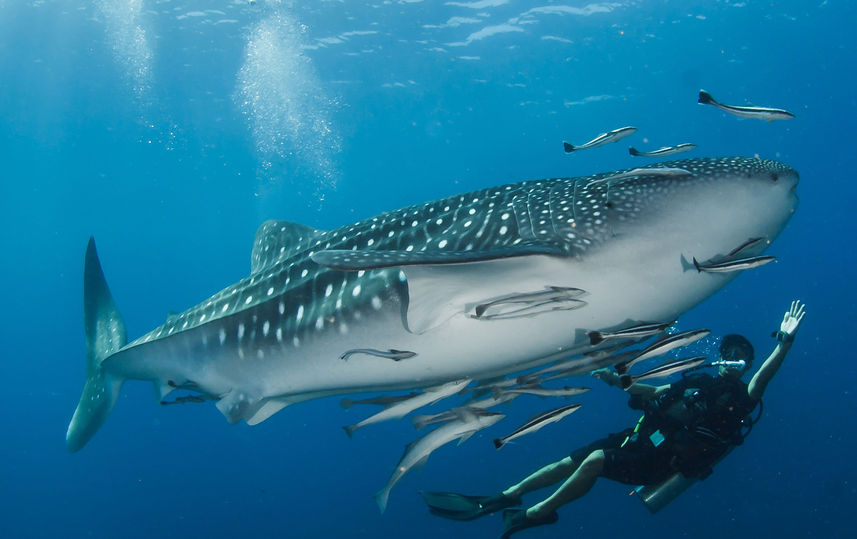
[66,157,799,453]
[412,397,514,429]
[615,329,710,374]
[727,237,766,257]
[343,378,470,438]
[339,348,417,361]
[493,404,582,449]
[376,410,505,513]
[589,167,692,186]
[698,90,795,121]
[619,356,707,390]
[586,320,675,345]
[472,286,586,319]
[629,144,696,157]
[692,255,776,273]
[492,385,590,398]
[563,126,637,153]
[340,393,420,409]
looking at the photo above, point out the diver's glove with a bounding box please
[774,299,806,345]
[592,368,620,387]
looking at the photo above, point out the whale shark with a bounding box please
[67,157,799,452]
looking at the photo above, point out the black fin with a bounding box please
[615,362,629,375]
[628,147,641,156]
[563,141,576,153]
[692,257,703,272]
[493,438,504,449]
[698,90,715,104]
[619,375,633,390]
[588,331,604,345]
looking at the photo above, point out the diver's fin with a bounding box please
[500,508,559,539]
[66,238,127,453]
[421,491,521,521]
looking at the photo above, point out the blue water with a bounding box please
[2,1,855,537]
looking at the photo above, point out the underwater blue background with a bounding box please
[1,1,855,537]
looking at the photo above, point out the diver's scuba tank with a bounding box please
[634,449,733,513]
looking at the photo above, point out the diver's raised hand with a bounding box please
[777,300,806,345]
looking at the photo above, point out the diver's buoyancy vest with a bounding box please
[641,373,758,442]
[630,373,759,477]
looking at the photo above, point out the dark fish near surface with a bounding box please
[629,143,696,157]
[563,126,637,153]
[698,90,795,121]
[587,320,675,345]
[339,348,417,361]
[615,329,710,374]
[692,255,776,273]
[340,392,421,409]
[619,356,707,390]
[493,403,582,449]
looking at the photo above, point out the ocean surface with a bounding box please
[1,1,855,537]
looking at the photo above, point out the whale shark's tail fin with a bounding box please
[66,238,127,452]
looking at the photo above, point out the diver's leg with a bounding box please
[526,449,605,519]
[502,455,580,498]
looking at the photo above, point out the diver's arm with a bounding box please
[747,300,806,401]
[592,368,668,397]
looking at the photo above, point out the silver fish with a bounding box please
[615,329,710,374]
[692,255,776,273]
[493,403,582,449]
[412,395,517,429]
[698,90,795,121]
[339,348,417,361]
[340,393,421,409]
[563,126,637,153]
[343,378,471,438]
[376,410,505,513]
[493,385,591,398]
[587,320,675,345]
[629,143,696,157]
[619,356,707,390]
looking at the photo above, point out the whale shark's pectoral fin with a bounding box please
[215,390,261,424]
[404,257,574,334]
[312,242,578,334]
[245,398,292,426]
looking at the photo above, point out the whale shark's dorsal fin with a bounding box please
[251,219,326,274]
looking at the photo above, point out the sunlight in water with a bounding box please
[236,7,341,198]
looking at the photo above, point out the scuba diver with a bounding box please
[422,300,806,538]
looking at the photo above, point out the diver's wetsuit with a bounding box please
[572,373,759,486]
